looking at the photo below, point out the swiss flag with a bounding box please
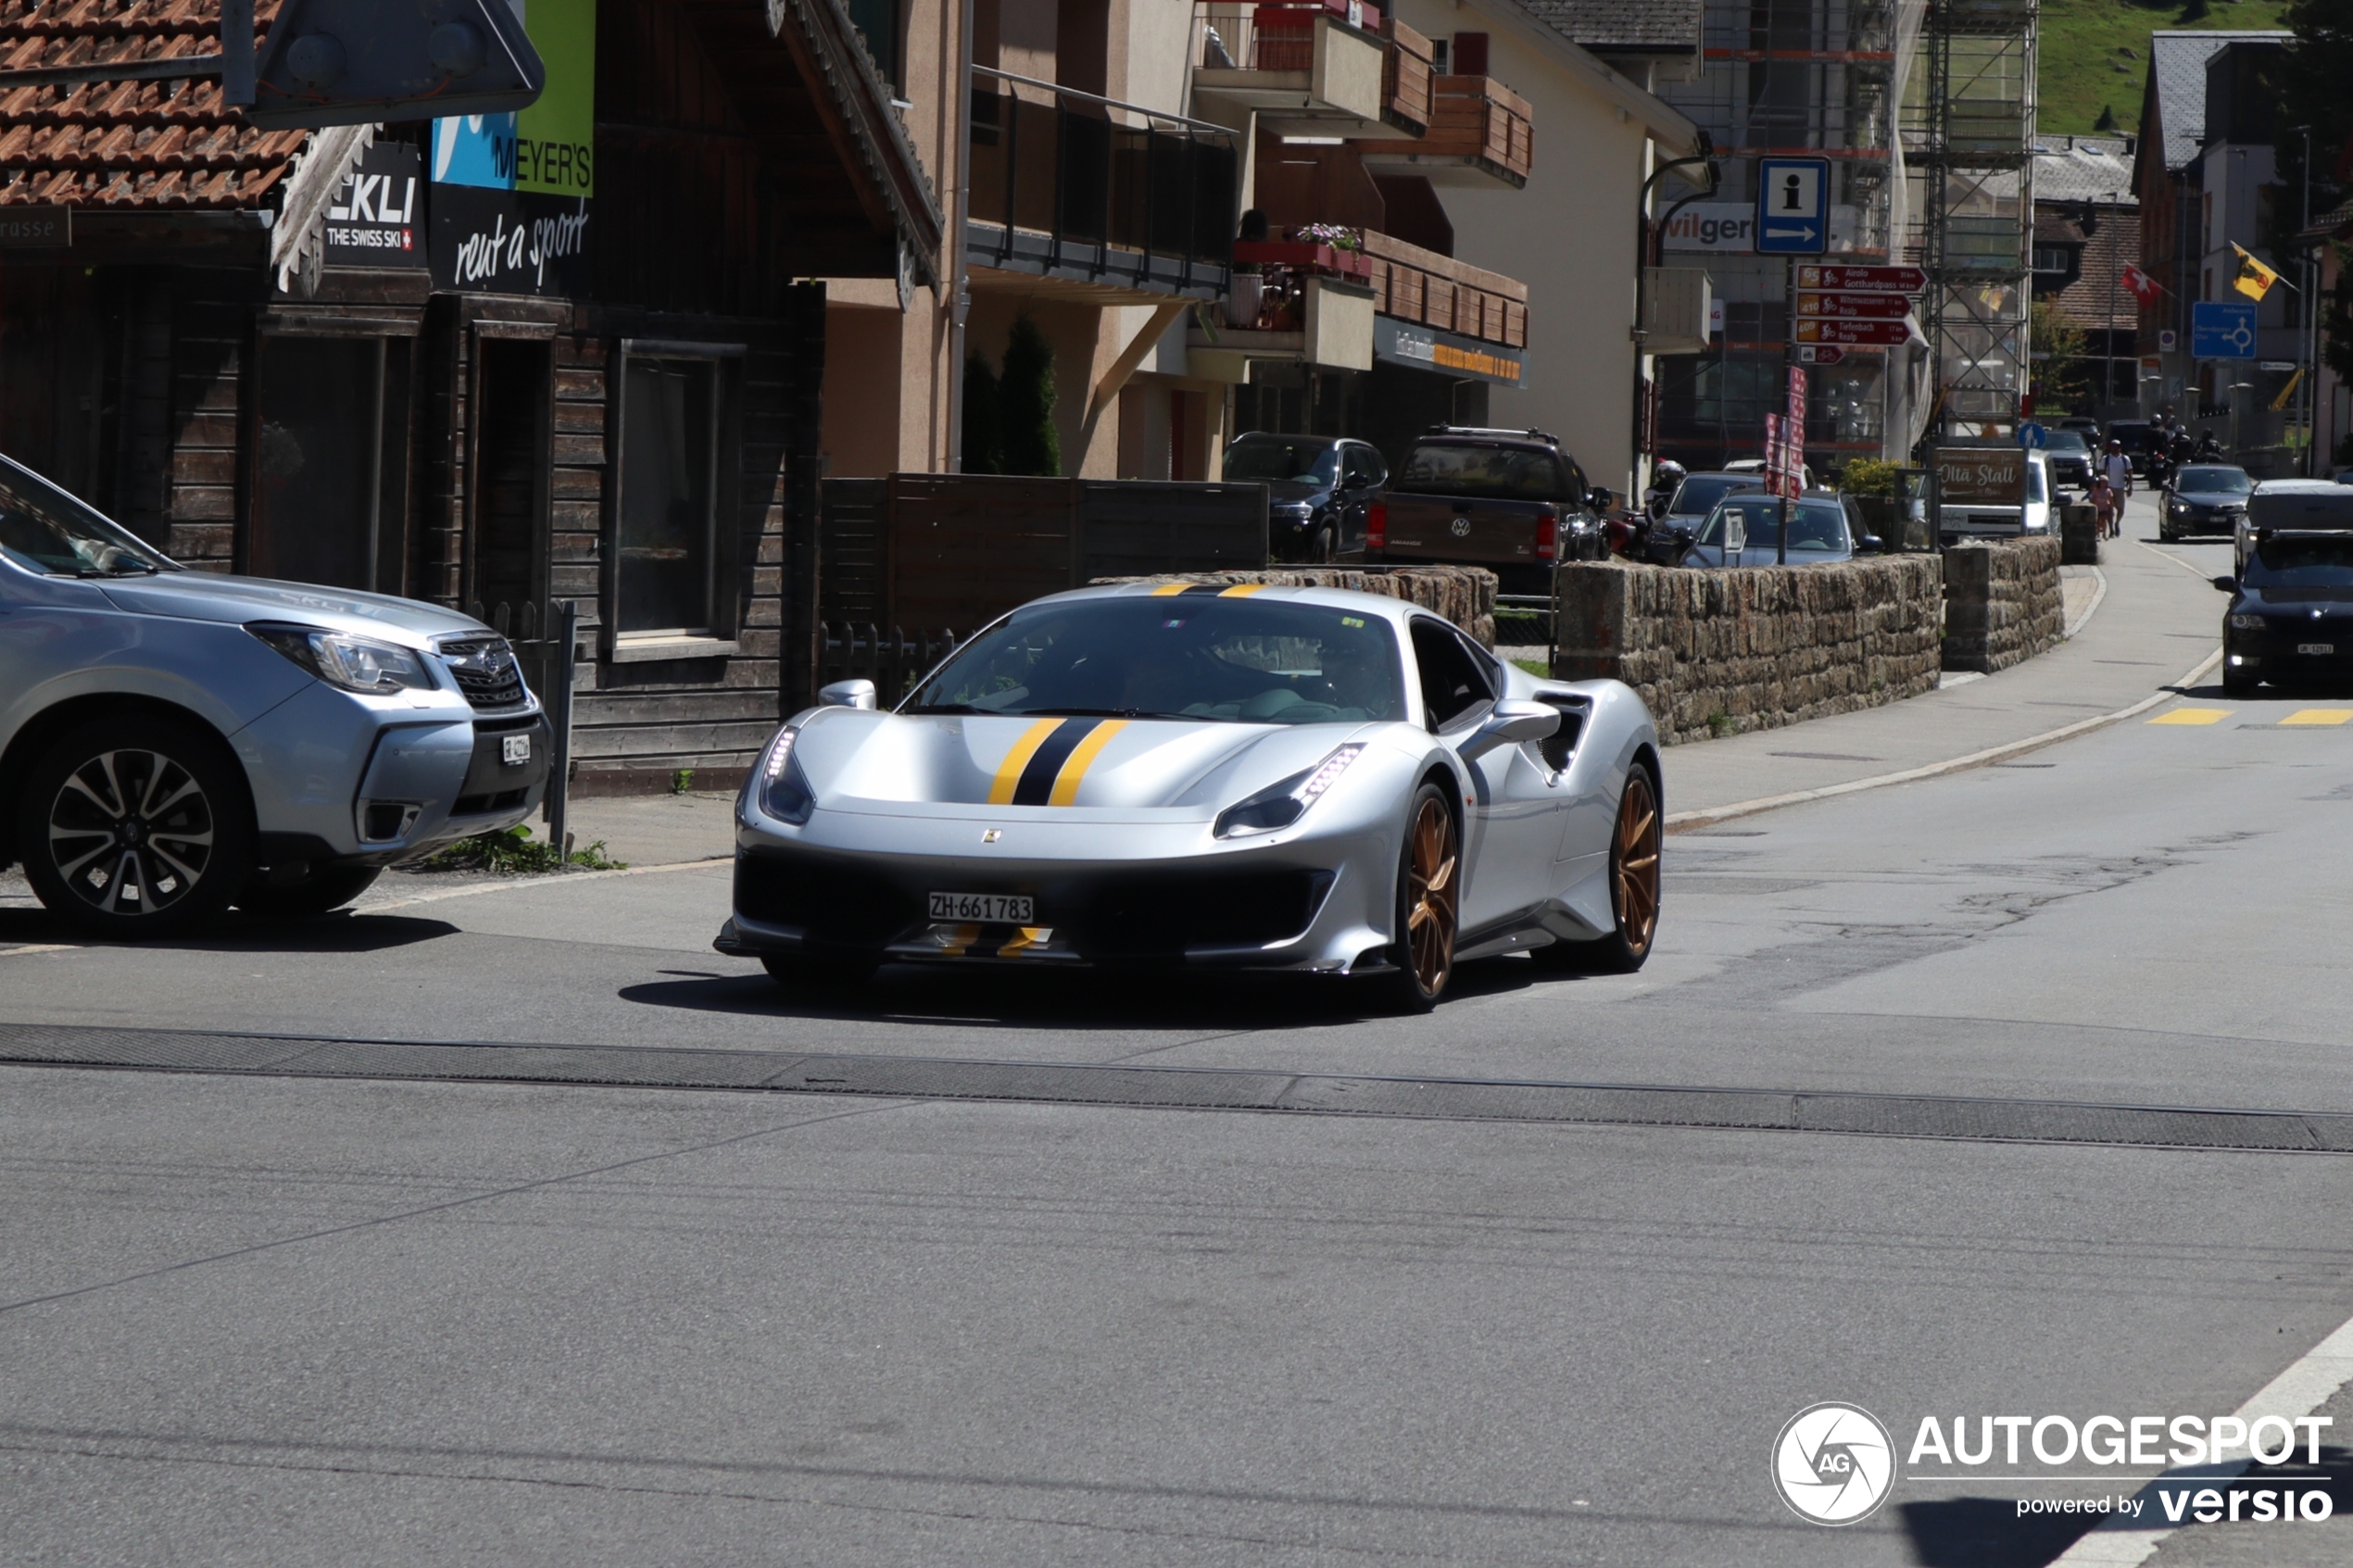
[2120,264,2162,308]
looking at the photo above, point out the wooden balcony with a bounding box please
[1361,229,1528,350]
[1377,17,1433,136]
[1353,74,1533,188]
[1190,4,1419,141]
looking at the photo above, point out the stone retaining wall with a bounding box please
[1095,566,1498,647]
[1553,558,1946,744]
[1942,536,2064,673]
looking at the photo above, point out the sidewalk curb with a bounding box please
[1666,646,2222,833]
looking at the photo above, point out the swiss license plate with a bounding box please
[929,892,1033,923]
[2299,643,2335,657]
[500,734,532,765]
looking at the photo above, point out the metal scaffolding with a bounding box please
[1906,0,2036,443]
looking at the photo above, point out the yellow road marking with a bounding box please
[2146,708,2232,726]
[987,718,1063,805]
[1048,719,1128,806]
[1218,583,1267,597]
[2280,709,2353,726]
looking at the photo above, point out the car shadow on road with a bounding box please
[618,952,1561,1033]
[0,907,458,953]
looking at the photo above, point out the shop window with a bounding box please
[609,345,742,650]
[249,333,411,593]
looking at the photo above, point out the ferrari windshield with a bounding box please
[907,595,1406,724]
[0,454,176,577]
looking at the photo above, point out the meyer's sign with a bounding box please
[1936,447,2025,504]
[431,0,595,295]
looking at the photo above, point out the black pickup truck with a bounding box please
[1368,427,1606,590]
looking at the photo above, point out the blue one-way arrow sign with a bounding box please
[1755,157,1831,256]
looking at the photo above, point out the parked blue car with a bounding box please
[0,453,550,936]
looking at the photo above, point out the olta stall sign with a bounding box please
[432,0,595,295]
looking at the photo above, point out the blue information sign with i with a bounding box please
[1755,158,1831,255]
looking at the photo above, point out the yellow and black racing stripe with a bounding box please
[989,716,1129,807]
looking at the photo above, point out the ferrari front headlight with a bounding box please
[758,726,814,824]
[1214,744,1364,839]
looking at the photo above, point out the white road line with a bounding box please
[357,856,732,914]
[1666,646,2221,832]
[2052,1309,2353,1564]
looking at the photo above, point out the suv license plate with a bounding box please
[2299,643,2335,657]
[929,892,1033,923]
[500,734,532,765]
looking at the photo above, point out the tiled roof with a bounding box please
[1516,0,1702,55]
[2146,31,2286,174]
[0,0,308,208]
[2040,207,2141,335]
[2032,134,2136,207]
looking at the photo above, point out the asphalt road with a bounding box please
[3,533,2349,1566]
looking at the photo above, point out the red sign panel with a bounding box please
[1796,318,1912,345]
[1795,263,1926,294]
[1797,291,1911,320]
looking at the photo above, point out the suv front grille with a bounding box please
[437,636,528,711]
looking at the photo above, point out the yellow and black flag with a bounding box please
[2230,243,2281,302]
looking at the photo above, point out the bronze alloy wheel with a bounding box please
[1400,788,1458,1001]
[45,746,218,919]
[1612,765,1661,960]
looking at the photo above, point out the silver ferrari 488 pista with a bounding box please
[715,582,1662,1010]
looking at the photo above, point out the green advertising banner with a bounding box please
[514,0,594,197]
[432,0,597,294]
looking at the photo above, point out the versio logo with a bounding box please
[1774,1403,1896,1525]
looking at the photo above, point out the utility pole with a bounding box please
[1780,254,1794,567]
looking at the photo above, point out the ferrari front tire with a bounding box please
[1373,782,1459,1013]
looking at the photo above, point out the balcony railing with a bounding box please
[1355,70,1532,186]
[1361,229,1528,349]
[966,69,1237,300]
[1378,17,1432,134]
[1191,3,1410,137]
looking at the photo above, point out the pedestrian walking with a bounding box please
[2100,441,2133,536]
[2089,472,2117,538]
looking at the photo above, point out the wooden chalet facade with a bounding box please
[0,0,940,793]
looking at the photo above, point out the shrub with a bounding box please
[1841,457,1900,496]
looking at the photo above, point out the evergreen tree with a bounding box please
[2094,104,2118,134]
[962,353,1001,474]
[998,315,1061,478]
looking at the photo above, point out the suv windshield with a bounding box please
[1669,474,1761,518]
[2176,466,2251,495]
[1225,435,1340,485]
[907,596,1405,724]
[2246,536,2353,587]
[2045,431,2090,452]
[1393,441,1569,500]
[1698,497,1850,552]
[0,457,176,577]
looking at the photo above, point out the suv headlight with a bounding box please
[1214,745,1363,839]
[758,726,815,824]
[2228,613,2267,631]
[249,624,435,694]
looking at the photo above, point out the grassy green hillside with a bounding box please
[2039,0,2296,137]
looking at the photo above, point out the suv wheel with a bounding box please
[19,714,255,939]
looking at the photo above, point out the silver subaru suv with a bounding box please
[0,453,551,937]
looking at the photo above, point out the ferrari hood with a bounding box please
[790,710,1379,820]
